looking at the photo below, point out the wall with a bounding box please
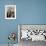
[0,0,46,44]
[0,0,17,44]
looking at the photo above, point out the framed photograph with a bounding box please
[5,5,16,19]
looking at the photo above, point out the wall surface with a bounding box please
[0,0,46,44]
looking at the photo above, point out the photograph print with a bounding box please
[5,5,16,19]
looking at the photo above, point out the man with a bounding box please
[7,7,15,18]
